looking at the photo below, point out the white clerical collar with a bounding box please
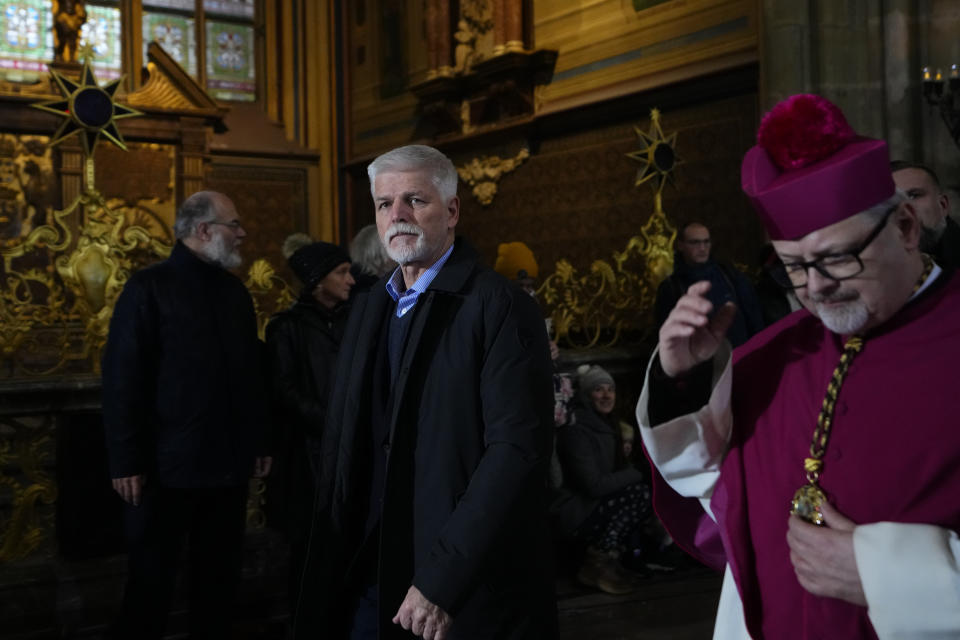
[911,260,942,300]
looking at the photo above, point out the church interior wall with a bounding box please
[0,1,959,636]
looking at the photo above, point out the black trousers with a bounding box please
[112,484,248,640]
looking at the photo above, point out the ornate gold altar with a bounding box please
[538,108,679,349]
[0,49,293,564]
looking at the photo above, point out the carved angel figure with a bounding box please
[453,20,476,74]
[53,0,88,63]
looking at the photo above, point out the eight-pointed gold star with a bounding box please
[31,58,141,157]
[626,108,681,194]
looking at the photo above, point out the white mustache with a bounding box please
[386,223,424,243]
[810,290,858,304]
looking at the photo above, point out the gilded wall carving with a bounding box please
[453,92,763,342]
[0,415,56,563]
[457,148,530,206]
[0,135,58,248]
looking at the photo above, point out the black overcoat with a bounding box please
[101,241,269,487]
[264,298,347,534]
[294,239,557,639]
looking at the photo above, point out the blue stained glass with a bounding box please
[143,11,197,77]
[204,0,254,19]
[0,0,54,82]
[143,0,194,10]
[205,19,254,101]
[79,4,122,80]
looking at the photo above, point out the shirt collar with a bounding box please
[385,241,455,305]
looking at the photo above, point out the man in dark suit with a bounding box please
[295,145,556,640]
[102,190,272,639]
[891,160,960,268]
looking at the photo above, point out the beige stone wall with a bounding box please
[760,0,960,211]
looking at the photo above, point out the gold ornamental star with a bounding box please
[626,108,681,195]
[31,58,142,157]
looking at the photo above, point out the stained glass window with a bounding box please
[80,4,121,80]
[1,0,259,101]
[204,0,254,19]
[0,0,53,82]
[206,20,254,101]
[142,0,194,10]
[143,11,196,77]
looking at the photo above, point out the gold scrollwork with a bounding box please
[538,196,676,349]
[0,415,57,564]
[244,258,296,341]
[246,478,266,531]
[0,166,172,377]
[537,108,680,348]
[456,148,530,206]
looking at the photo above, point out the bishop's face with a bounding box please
[771,204,922,335]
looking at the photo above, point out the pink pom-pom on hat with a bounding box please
[741,94,895,240]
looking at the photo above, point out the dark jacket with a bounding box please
[934,216,960,269]
[551,405,645,538]
[101,241,268,488]
[266,296,348,442]
[654,257,765,347]
[264,296,348,534]
[294,239,557,639]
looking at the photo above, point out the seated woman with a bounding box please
[554,364,652,594]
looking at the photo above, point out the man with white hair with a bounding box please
[637,95,960,638]
[102,191,272,639]
[295,145,556,640]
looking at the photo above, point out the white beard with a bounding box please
[200,231,242,269]
[382,222,428,265]
[811,293,869,335]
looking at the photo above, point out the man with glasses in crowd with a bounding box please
[636,94,960,638]
[102,191,272,639]
[654,221,764,347]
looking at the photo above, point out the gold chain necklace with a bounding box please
[790,254,934,525]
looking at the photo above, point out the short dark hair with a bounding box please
[890,160,942,190]
[678,221,709,242]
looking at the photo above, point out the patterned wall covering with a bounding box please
[453,92,764,282]
[94,142,177,244]
[206,163,308,284]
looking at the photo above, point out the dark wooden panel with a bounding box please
[207,163,308,280]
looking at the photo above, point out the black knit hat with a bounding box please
[287,242,351,289]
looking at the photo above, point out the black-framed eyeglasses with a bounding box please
[206,219,243,230]
[766,207,896,289]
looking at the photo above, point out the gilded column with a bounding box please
[425,0,440,77]
[492,0,507,55]
[120,0,143,92]
[436,0,453,77]
[504,0,524,52]
[179,118,208,198]
[60,143,84,205]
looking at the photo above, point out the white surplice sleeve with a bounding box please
[635,341,735,515]
[854,522,960,638]
[635,342,752,640]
